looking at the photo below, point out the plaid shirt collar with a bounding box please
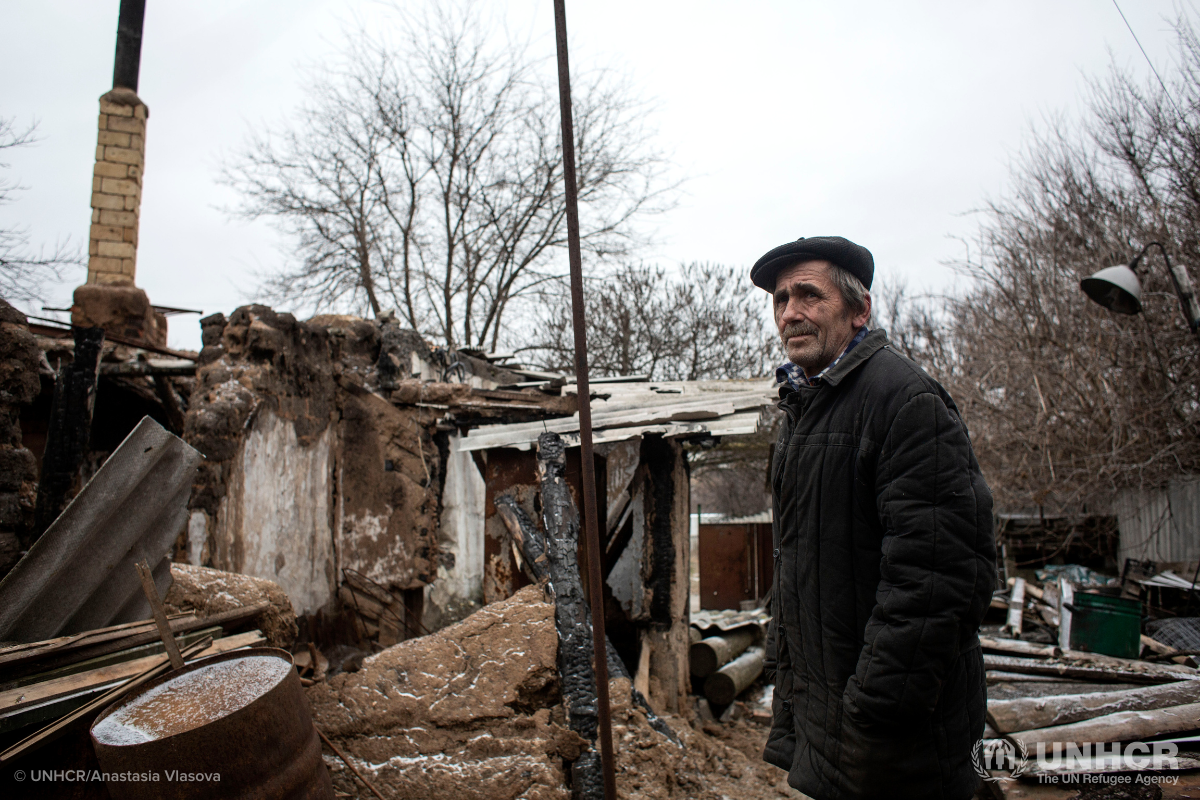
[775,326,869,391]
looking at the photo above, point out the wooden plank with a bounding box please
[3,627,221,692]
[1009,701,1200,750]
[982,653,1197,684]
[0,630,265,715]
[980,635,1060,659]
[988,680,1200,733]
[0,601,269,680]
[986,671,1075,684]
[0,612,194,665]
[1005,578,1025,636]
[135,560,184,669]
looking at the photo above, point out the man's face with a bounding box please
[772,260,870,375]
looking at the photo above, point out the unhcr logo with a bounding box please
[973,739,1181,783]
[972,739,1029,782]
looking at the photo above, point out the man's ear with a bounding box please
[853,291,872,329]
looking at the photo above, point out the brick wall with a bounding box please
[87,87,147,285]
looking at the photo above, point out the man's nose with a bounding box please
[779,297,805,325]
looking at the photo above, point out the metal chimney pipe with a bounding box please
[112,0,146,91]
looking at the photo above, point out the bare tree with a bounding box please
[881,16,1200,511]
[529,262,775,380]
[0,117,80,304]
[223,1,672,349]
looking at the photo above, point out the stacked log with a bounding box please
[704,646,765,706]
[690,629,755,678]
[988,680,1200,733]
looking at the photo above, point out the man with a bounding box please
[753,236,996,800]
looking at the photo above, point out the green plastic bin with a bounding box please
[1069,592,1141,659]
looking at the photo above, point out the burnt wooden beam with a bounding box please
[536,432,604,799]
[499,478,680,755]
[152,375,186,433]
[31,327,104,542]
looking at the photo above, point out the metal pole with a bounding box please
[1133,242,1200,347]
[551,2,617,798]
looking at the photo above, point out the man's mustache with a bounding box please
[781,322,819,339]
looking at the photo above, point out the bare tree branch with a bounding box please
[0,117,81,304]
[221,0,675,348]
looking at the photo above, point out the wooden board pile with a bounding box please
[980,572,1200,793]
[0,596,271,769]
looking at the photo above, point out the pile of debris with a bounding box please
[978,563,1200,796]
[310,584,796,800]
[0,559,295,788]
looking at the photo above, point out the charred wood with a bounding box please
[496,492,680,746]
[536,432,602,798]
[31,326,104,541]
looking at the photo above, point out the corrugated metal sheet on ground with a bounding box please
[0,416,202,642]
[1114,477,1200,566]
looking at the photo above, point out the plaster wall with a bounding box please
[425,435,487,629]
[214,408,336,616]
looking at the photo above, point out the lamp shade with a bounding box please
[1081,265,1143,315]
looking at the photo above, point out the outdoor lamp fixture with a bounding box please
[1081,241,1200,343]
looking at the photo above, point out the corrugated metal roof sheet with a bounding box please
[0,416,202,642]
[458,380,777,451]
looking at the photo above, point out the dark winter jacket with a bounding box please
[763,329,996,800]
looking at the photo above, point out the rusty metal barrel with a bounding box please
[90,647,333,800]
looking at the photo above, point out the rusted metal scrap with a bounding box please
[496,493,679,746]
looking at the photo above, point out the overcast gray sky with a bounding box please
[1,1,1191,350]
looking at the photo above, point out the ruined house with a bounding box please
[173,304,777,715]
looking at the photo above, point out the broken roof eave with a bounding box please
[457,379,776,451]
[457,408,769,452]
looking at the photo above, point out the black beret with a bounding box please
[750,235,874,292]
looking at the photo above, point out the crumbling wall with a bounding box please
[338,391,437,589]
[0,300,42,576]
[183,305,442,630]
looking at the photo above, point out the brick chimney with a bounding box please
[70,0,166,347]
[87,88,146,285]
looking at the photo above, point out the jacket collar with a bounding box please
[814,328,889,387]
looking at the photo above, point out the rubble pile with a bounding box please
[308,585,796,800]
[164,562,298,649]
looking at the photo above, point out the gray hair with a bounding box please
[827,262,869,316]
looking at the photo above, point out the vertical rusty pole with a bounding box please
[552,2,617,797]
